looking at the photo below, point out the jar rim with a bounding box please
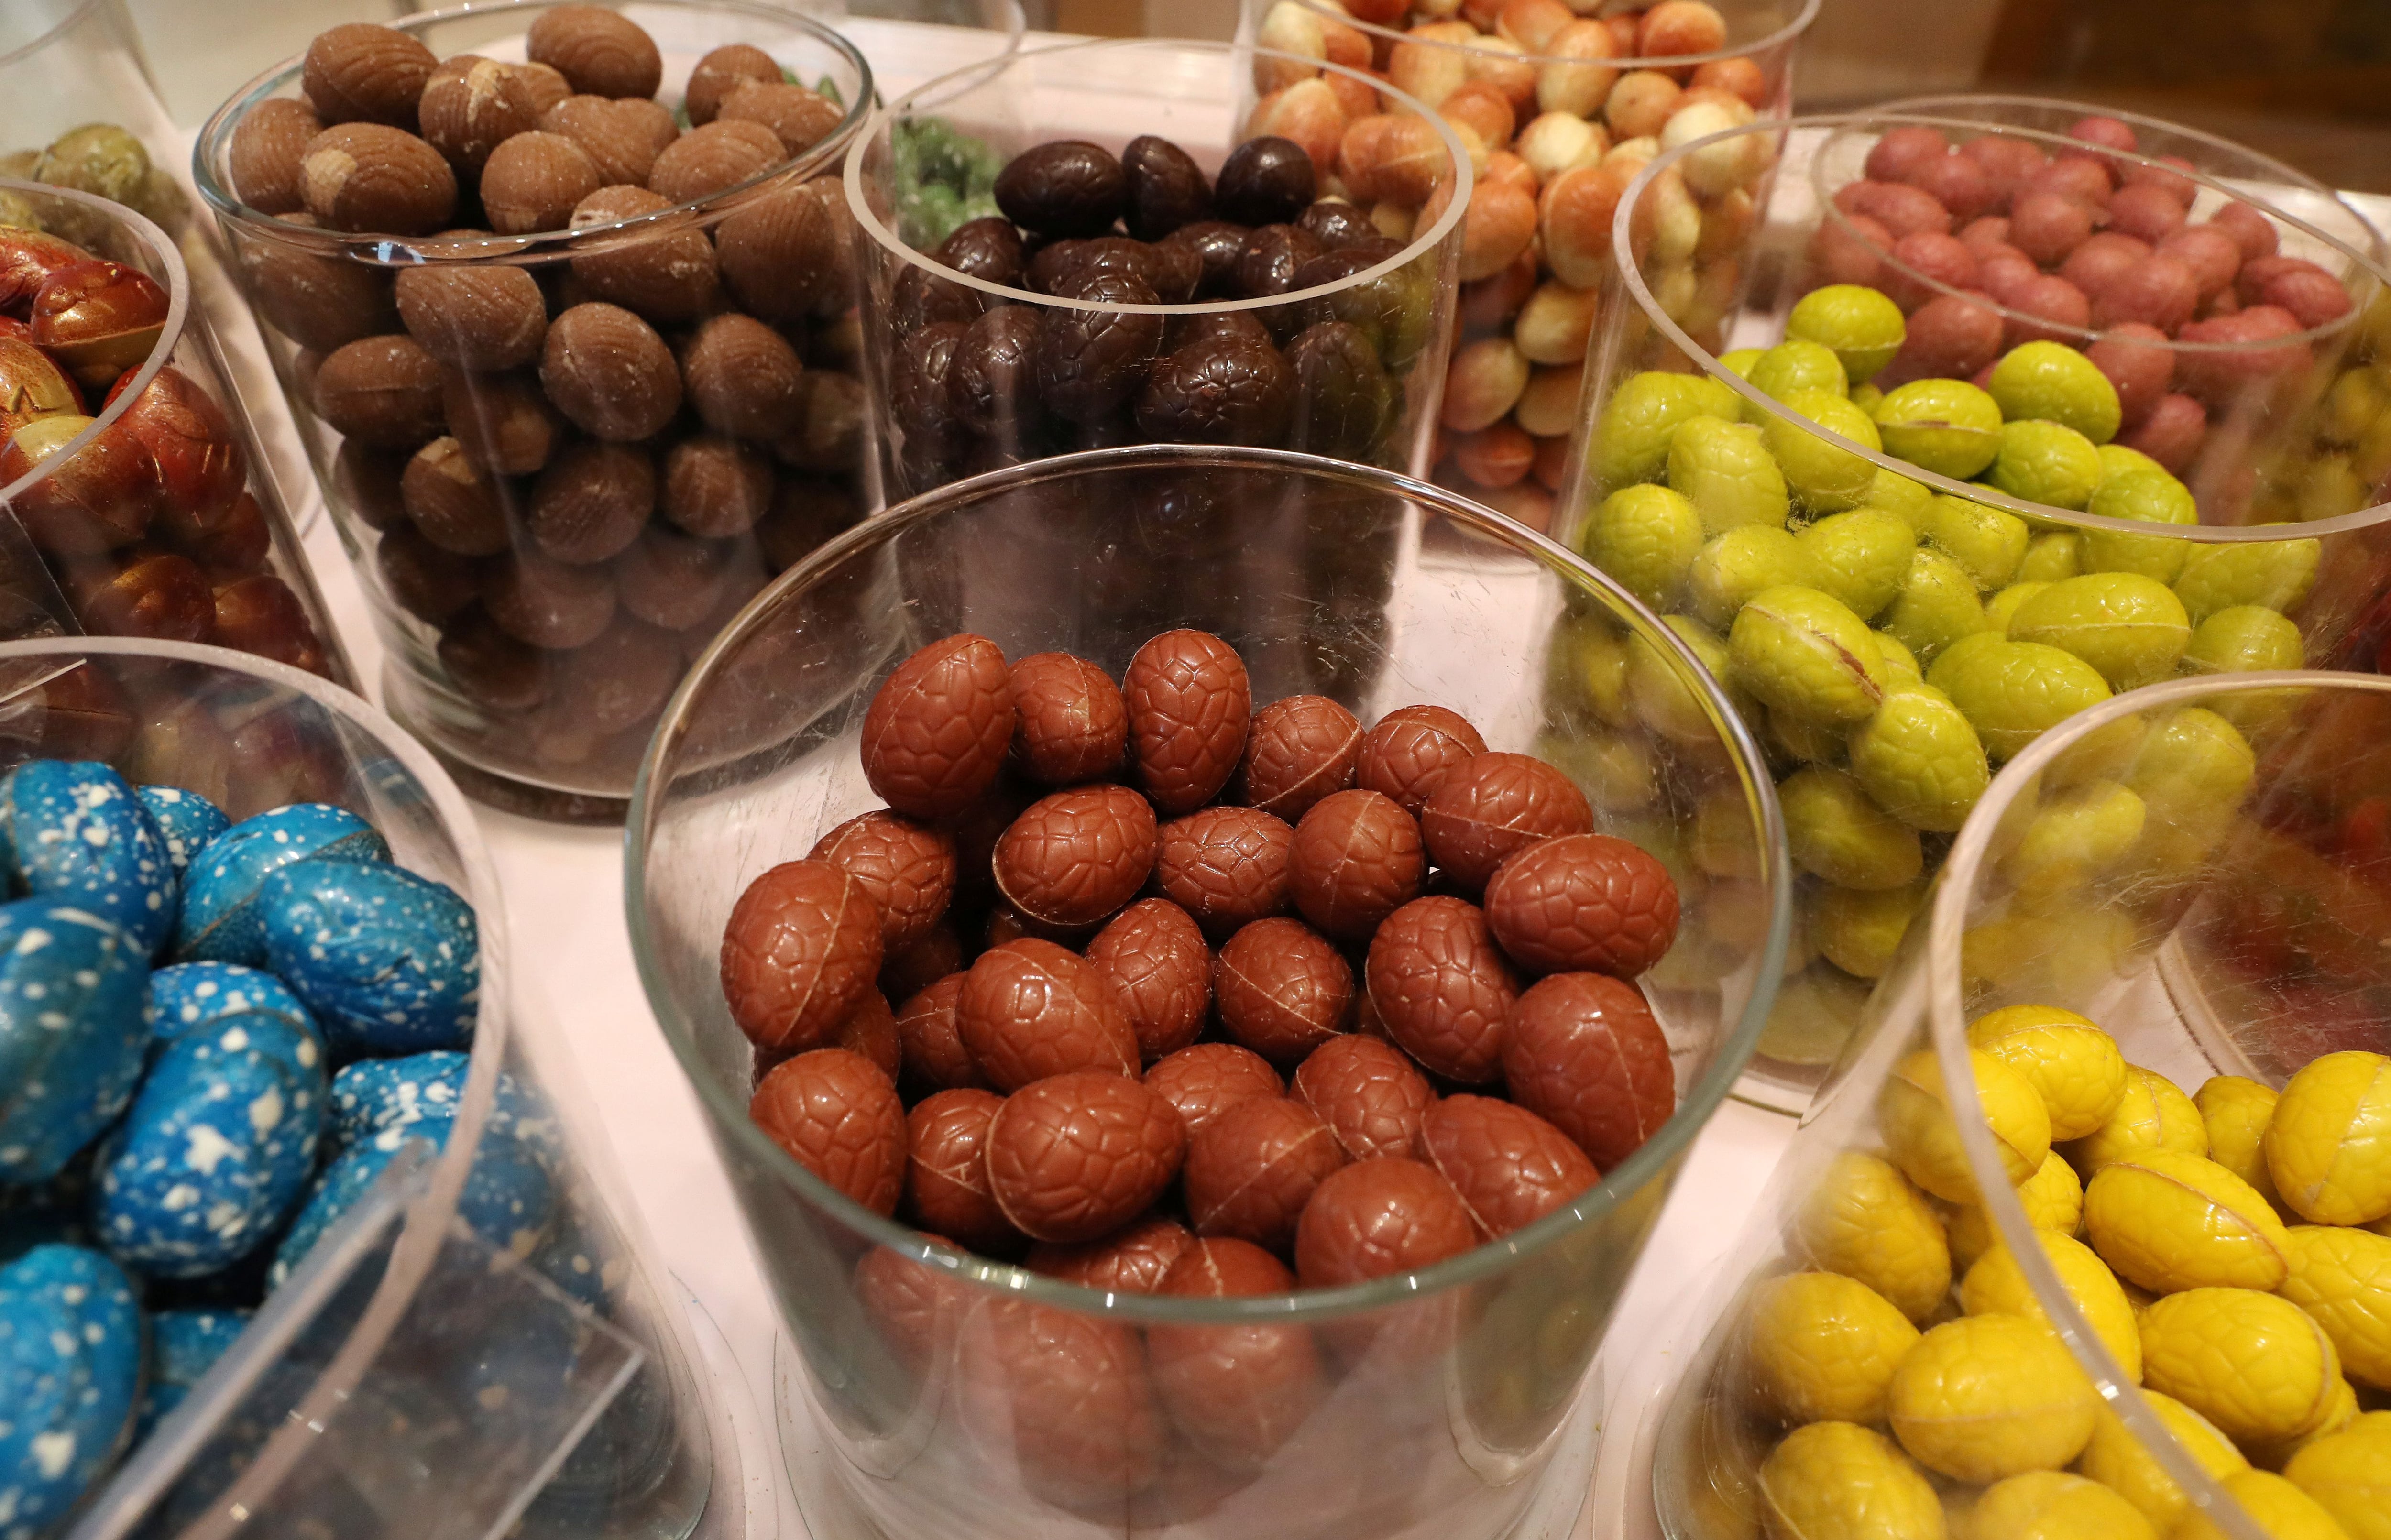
[1611,110,2391,543]
[1288,0,1825,71]
[625,442,1795,1326]
[188,0,875,267]
[842,35,1475,319]
[0,178,191,522]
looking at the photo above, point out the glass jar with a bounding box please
[0,638,722,1540]
[846,37,1470,501]
[1637,666,2391,1540]
[192,0,875,822]
[626,444,1792,1540]
[0,0,187,238]
[1268,0,1821,531]
[0,179,346,682]
[1555,110,2391,1104]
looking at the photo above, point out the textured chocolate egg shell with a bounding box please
[1483,832,1679,978]
[905,1087,1021,1255]
[720,858,883,1052]
[894,972,983,1094]
[957,938,1140,1092]
[957,1299,1164,1507]
[1153,806,1294,939]
[860,633,1014,819]
[1009,651,1128,785]
[1292,1156,1476,1289]
[992,784,1158,930]
[1417,1094,1596,1239]
[1084,898,1211,1061]
[1502,971,1674,1172]
[1143,1042,1283,1139]
[1364,896,1520,1085]
[1289,788,1425,942]
[809,809,957,951]
[1026,1213,1195,1294]
[1182,1094,1346,1254]
[1418,753,1593,892]
[749,1047,905,1214]
[985,1070,1185,1244]
[1291,1035,1436,1162]
[1213,917,1353,1068]
[1356,704,1485,815]
[1239,694,1361,820]
[1151,1238,1325,1470]
[1124,629,1251,814]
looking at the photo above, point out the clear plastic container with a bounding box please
[1554,110,2391,1103]
[1639,666,2391,1540]
[0,0,188,238]
[625,443,1793,1540]
[847,37,1470,501]
[0,637,723,1540]
[192,0,875,822]
[0,179,346,683]
[1261,0,1821,529]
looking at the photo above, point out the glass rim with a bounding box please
[624,442,1795,1326]
[0,0,110,71]
[1806,113,2383,355]
[1609,110,2391,544]
[842,35,1475,319]
[1919,666,2391,1540]
[1878,90,2384,254]
[0,177,192,516]
[189,0,876,268]
[1290,0,1824,71]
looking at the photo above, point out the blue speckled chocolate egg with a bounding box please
[529,1202,623,1311]
[147,962,319,1053]
[171,805,388,967]
[134,787,229,884]
[90,1031,325,1278]
[328,1052,468,1152]
[267,1142,404,1290]
[0,762,175,956]
[457,1134,555,1261]
[0,901,151,1183]
[0,1244,140,1540]
[134,1307,248,1439]
[258,861,477,1057]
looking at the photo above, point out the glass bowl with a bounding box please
[847,36,1471,502]
[0,638,721,1540]
[0,0,187,237]
[192,0,875,822]
[1271,0,1822,528]
[1640,666,2391,1540]
[0,178,346,681]
[626,444,1791,1540]
[1554,109,2391,1103]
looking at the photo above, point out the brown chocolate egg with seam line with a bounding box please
[993,783,1158,930]
[1483,832,1679,978]
[1145,1043,1283,1139]
[749,1047,905,1215]
[1084,897,1210,1061]
[1240,695,1362,820]
[1502,971,1675,1172]
[1026,1214,1194,1293]
[809,809,957,951]
[995,140,1129,238]
[895,973,983,1094]
[905,1088,1021,1256]
[1292,1035,1435,1162]
[937,216,1026,286]
[1293,1156,1475,1289]
[1214,917,1353,1068]
[1123,134,1214,241]
[860,633,1013,819]
[830,987,902,1085]
[1153,806,1294,939]
[1418,1094,1596,1239]
[957,938,1139,1091]
[1290,787,1425,942]
[956,1299,1163,1507]
[1356,703,1485,815]
[1418,751,1592,891]
[1365,895,1519,1084]
[721,858,884,1052]
[1183,1094,1346,1254]
[984,1070,1185,1245]
[1008,650,1126,785]
[1150,1238,1324,1470]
